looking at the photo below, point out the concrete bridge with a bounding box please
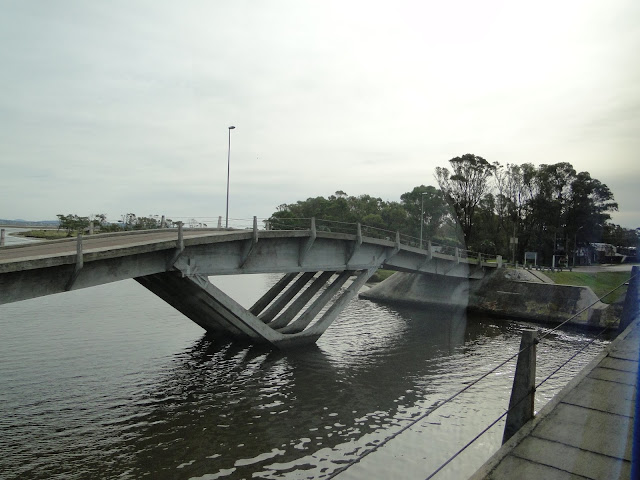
[0,218,501,348]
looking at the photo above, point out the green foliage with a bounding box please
[603,224,639,248]
[18,229,70,240]
[56,214,90,236]
[368,269,396,283]
[399,185,452,240]
[435,154,497,243]
[267,188,461,246]
[543,271,629,304]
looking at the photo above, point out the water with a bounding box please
[0,271,612,480]
[0,227,38,246]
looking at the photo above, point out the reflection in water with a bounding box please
[0,275,610,479]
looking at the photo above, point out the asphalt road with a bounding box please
[0,229,231,263]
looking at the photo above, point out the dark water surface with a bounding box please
[0,273,611,480]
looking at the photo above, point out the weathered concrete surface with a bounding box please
[359,271,470,310]
[468,316,639,480]
[0,228,494,306]
[468,269,612,328]
[361,269,615,328]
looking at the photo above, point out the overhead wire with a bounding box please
[326,271,635,480]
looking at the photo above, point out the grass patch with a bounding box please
[16,229,71,240]
[543,270,630,304]
[369,269,396,283]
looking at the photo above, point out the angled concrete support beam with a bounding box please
[299,217,316,266]
[240,216,259,268]
[249,272,298,316]
[346,223,363,266]
[166,221,185,269]
[135,272,248,337]
[389,231,401,258]
[137,268,375,348]
[417,241,433,271]
[65,234,84,291]
[260,271,316,322]
[279,270,354,334]
[269,271,334,329]
[302,268,377,337]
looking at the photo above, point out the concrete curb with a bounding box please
[467,316,640,479]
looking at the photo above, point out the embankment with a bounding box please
[359,269,617,329]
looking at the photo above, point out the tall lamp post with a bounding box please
[225,126,235,229]
[419,192,429,249]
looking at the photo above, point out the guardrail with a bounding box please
[322,272,635,480]
[88,215,500,265]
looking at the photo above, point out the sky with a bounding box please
[1,0,639,228]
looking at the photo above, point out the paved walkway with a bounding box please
[470,318,639,479]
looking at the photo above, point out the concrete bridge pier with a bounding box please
[135,267,378,348]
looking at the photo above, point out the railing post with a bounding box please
[217,216,222,228]
[620,265,640,333]
[76,234,84,269]
[503,329,537,444]
[177,221,184,251]
[252,216,258,243]
[0,228,5,247]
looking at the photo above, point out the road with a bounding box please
[0,229,232,265]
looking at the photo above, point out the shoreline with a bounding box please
[360,268,627,330]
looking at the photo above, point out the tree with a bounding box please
[400,185,450,240]
[435,153,497,243]
[56,214,90,236]
[495,163,538,258]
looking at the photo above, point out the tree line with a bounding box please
[56,213,170,235]
[269,154,636,264]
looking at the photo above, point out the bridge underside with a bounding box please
[1,225,498,348]
[135,268,377,348]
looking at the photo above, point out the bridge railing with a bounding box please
[263,216,501,264]
[161,215,499,265]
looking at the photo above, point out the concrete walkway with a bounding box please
[469,318,639,479]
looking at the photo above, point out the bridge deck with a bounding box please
[470,317,639,480]
[0,229,230,267]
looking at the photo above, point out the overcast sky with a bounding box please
[1,0,638,228]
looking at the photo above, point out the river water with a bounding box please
[0,241,613,480]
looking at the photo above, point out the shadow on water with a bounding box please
[110,302,489,479]
[0,276,611,480]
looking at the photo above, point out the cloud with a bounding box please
[0,0,638,228]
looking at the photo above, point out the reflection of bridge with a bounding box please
[0,218,501,348]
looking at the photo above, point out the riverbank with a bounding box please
[360,266,631,329]
[12,229,68,240]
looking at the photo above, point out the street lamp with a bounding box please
[225,126,235,229]
[419,192,429,249]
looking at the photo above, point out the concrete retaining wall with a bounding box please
[360,269,616,329]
